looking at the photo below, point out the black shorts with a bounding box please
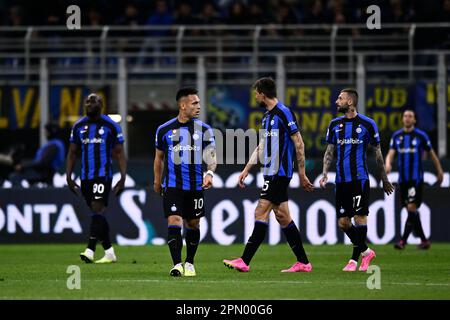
[81,178,112,209]
[163,188,205,219]
[335,179,370,218]
[400,181,423,207]
[259,176,290,206]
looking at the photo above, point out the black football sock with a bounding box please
[98,214,112,251]
[241,221,268,265]
[356,224,368,253]
[412,211,427,241]
[401,211,415,242]
[185,227,200,264]
[343,225,360,262]
[168,225,182,265]
[88,214,102,251]
[282,220,309,264]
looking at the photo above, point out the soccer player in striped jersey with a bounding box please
[320,88,394,272]
[385,109,444,250]
[66,93,127,264]
[154,87,216,277]
[223,77,314,273]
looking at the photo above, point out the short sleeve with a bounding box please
[203,127,215,148]
[280,109,299,135]
[369,121,380,146]
[326,122,337,145]
[420,131,432,151]
[389,136,395,150]
[113,123,124,145]
[155,126,165,150]
[69,126,80,145]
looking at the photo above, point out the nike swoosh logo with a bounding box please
[80,130,87,134]
[195,212,202,217]
[355,207,362,211]
[94,196,102,199]
[335,129,342,132]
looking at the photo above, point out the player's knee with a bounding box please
[354,215,367,226]
[407,203,417,212]
[185,219,200,229]
[90,201,105,213]
[338,219,351,230]
[168,215,183,226]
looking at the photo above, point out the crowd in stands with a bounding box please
[1,0,449,29]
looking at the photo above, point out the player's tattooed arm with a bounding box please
[204,146,217,173]
[202,146,217,190]
[66,143,80,195]
[320,144,335,188]
[374,144,395,195]
[291,132,314,192]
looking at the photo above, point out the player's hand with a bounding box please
[202,174,213,190]
[238,170,248,188]
[319,174,328,189]
[113,178,125,196]
[382,179,395,195]
[154,182,162,196]
[300,174,314,192]
[436,170,444,185]
[66,177,80,196]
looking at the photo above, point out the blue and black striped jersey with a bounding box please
[70,115,124,181]
[326,113,380,183]
[155,118,215,191]
[389,128,432,183]
[261,102,299,179]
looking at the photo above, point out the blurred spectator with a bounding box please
[174,2,201,35]
[198,2,223,39]
[7,5,24,26]
[9,123,66,187]
[248,2,269,24]
[115,2,144,26]
[146,0,173,36]
[270,1,299,35]
[227,1,249,25]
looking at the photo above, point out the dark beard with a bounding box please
[337,104,349,113]
[86,108,101,118]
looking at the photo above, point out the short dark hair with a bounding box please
[252,77,277,99]
[403,109,416,117]
[341,88,358,107]
[176,87,198,102]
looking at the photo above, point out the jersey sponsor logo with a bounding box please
[169,145,201,152]
[81,138,104,144]
[263,131,279,137]
[398,147,417,153]
[337,138,363,145]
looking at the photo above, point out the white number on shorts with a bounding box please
[93,183,105,194]
[353,195,361,208]
[262,181,270,192]
[194,198,204,210]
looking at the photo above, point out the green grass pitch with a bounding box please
[0,243,449,299]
